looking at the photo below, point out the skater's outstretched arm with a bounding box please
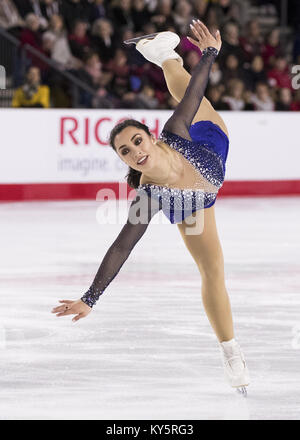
[163,20,222,141]
[80,192,161,308]
[51,192,162,320]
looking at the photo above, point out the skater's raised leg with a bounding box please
[161,59,229,136]
[129,29,229,136]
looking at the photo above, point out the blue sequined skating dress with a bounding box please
[136,120,229,224]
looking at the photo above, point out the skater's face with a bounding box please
[114,126,156,171]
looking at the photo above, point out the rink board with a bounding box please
[0,109,299,200]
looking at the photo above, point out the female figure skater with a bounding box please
[52,20,250,396]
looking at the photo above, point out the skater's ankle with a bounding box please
[219,337,237,345]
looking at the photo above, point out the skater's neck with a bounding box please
[140,141,184,187]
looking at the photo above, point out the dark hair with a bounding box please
[82,50,98,62]
[109,119,152,189]
[26,65,40,74]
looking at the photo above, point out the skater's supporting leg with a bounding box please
[177,206,234,342]
[162,59,229,137]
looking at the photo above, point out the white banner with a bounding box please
[0,109,299,183]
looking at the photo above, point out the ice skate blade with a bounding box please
[124,33,161,45]
[236,386,248,397]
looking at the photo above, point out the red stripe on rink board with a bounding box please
[0,180,300,201]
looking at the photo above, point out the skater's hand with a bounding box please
[187,19,222,52]
[51,299,91,322]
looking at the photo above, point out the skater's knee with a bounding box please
[197,259,225,285]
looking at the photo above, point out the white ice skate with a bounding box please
[124,31,183,68]
[219,338,250,397]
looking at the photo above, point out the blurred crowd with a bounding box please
[1,0,299,110]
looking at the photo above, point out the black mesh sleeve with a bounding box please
[163,46,219,141]
[80,190,162,308]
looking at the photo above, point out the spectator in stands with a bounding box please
[7,0,299,111]
[0,0,24,30]
[14,0,48,28]
[41,30,56,57]
[68,19,90,60]
[250,82,275,110]
[60,0,91,32]
[184,49,201,74]
[89,0,107,24]
[131,0,151,32]
[222,78,246,110]
[219,20,245,68]
[12,65,50,107]
[90,18,118,63]
[76,51,102,89]
[40,0,60,21]
[192,0,208,20]
[268,56,292,90]
[106,45,144,107]
[39,30,64,76]
[136,82,159,109]
[261,28,282,69]
[47,14,82,69]
[207,85,231,110]
[75,51,113,108]
[243,89,255,110]
[290,89,300,111]
[109,70,135,107]
[104,48,129,78]
[112,0,135,31]
[239,19,263,62]
[222,54,246,85]
[150,0,176,31]
[17,0,49,29]
[138,60,168,103]
[243,55,267,91]
[141,21,158,37]
[19,13,47,69]
[215,0,250,27]
[205,6,221,33]
[209,60,223,86]
[173,0,193,35]
[20,13,42,50]
[275,87,293,111]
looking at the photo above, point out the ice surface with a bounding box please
[0,196,299,420]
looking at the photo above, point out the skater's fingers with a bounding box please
[72,313,84,322]
[187,36,200,47]
[56,309,75,317]
[193,20,206,36]
[216,30,222,45]
[52,300,75,313]
[210,27,218,38]
[51,305,67,313]
[190,26,204,45]
[53,304,75,313]
[190,22,205,41]
[197,19,210,36]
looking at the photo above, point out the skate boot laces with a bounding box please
[220,343,245,375]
